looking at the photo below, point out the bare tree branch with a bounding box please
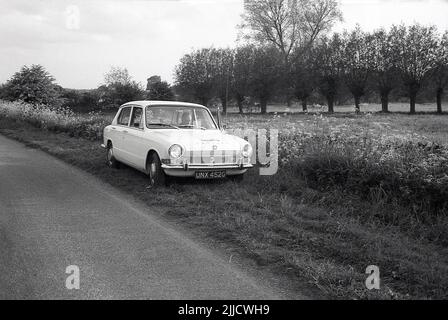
[240,0,342,61]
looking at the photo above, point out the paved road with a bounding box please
[0,135,290,299]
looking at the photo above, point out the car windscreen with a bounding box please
[145,106,217,130]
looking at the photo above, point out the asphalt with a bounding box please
[0,134,295,299]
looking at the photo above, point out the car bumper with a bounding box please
[161,163,253,177]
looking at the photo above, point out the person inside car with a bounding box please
[180,111,193,126]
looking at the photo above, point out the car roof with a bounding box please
[121,101,207,109]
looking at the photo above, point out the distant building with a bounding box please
[146,75,161,91]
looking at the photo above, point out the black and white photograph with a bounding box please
[0,0,448,307]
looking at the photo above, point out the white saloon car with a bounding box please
[101,101,253,186]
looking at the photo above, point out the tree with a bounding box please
[233,46,256,113]
[340,27,375,113]
[290,46,316,111]
[392,24,439,114]
[2,64,61,106]
[99,66,144,108]
[240,0,342,61]
[210,48,234,114]
[370,28,401,113]
[0,84,5,100]
[302,0,343,45]
[174,48,216,106]
[104,66,132,86]
[248,46,283,114]
[146,78,174,101]
[314,33,344,113]
[431,31,448,113]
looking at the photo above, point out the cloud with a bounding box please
[0,0,244,88]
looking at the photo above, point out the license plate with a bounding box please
[195,170,226,179]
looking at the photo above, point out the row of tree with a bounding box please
[174,24,448,114]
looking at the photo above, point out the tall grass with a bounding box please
[225,112,448,228]
[285,125,448,218]
[0,100,110,140]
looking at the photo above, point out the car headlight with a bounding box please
[168,144,183,158]
[242,143,253,158]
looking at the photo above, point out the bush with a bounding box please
[97,82,144,109]
[61,89,101,113]
[290,130,448,219]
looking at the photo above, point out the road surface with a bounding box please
[0,134,296,299]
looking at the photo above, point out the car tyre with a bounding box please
[106,143,120,169]
[147,153,167,187]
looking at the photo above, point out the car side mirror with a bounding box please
[222,124,227,130]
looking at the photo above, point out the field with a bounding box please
[1,100,448,299]
[227,101,447,115]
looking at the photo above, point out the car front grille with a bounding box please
[185,150,239,165]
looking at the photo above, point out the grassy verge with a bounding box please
[1,113,448,299]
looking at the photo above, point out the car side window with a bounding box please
[130,107,143,129]
[117,107,131,126]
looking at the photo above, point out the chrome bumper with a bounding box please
[161,163,253,170]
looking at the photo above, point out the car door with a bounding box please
[114,106,132,164]
[121,106,147,169]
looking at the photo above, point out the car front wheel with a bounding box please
[147,153,167,187]
[106,143,119,168]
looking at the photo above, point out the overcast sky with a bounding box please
[1,0,448,89]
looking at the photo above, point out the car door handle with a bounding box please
[112,127,116,130]
[122,130,128,133]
